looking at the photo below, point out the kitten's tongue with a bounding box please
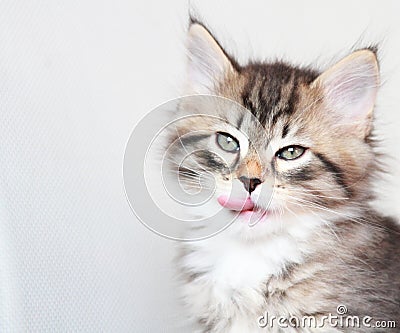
[217,195,254,211]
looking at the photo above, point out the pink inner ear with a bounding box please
[326,71,377,122]
[315,50,379,127]
[217,195,254,211]
[185,24,234,94]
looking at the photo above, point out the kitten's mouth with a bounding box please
[217,195,269,225]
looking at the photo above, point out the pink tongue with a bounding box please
[217,195,254,211]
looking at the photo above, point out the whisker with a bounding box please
[284,196,389,233]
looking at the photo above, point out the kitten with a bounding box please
[166,19,400,332]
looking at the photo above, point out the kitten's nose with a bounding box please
[239,176,262,194]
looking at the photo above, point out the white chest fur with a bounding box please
[178,219,318,332]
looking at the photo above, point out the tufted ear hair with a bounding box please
[312,49,380,137]
[185,21,238,94]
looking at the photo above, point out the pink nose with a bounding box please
[217,195,254,211]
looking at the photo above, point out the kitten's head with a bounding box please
[166,22,380,240]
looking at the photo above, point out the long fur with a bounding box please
[165,21,400,332]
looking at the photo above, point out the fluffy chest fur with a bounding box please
[177,210,400,333]
[177,215,331,332]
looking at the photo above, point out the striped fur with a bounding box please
[167,21,400,332]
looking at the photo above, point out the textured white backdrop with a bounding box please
[0,0,399,332]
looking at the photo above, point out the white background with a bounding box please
[0,0,399,331]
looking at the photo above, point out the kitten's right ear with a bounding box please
[185,22,237,94]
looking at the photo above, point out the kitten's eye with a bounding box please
[216,132,240,153]
[276,145,306,160]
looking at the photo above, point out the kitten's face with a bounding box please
[166,23,379,240]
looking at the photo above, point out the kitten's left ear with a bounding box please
[185,22,238,94]
[312,49,379,137]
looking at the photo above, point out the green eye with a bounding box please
[276,145,306,160]
[216,132,240,153]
